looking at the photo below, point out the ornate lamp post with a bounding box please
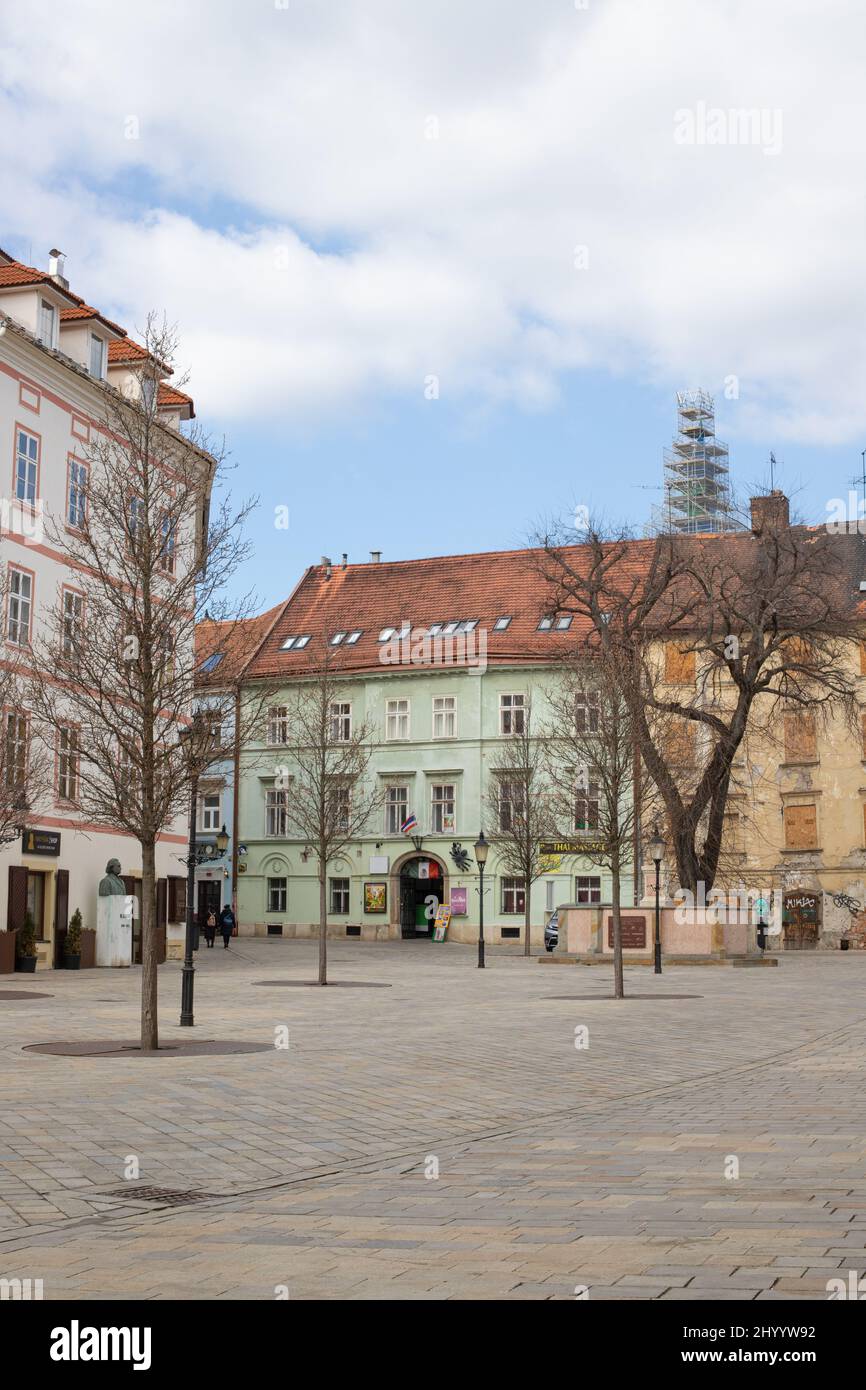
[474,830,489,969]
[178,718,229,1026]
[647,824,666,975]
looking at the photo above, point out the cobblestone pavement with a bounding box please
[1,940,865,1299]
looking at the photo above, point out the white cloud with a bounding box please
[1,0,864,441]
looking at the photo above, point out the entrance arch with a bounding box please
[392,853,448,939]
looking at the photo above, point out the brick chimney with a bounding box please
[750,490,789,534]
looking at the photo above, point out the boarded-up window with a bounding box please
[860,641,866,676]
[784,712,816,763]
[664,643,695,684]
[861,711,866,760]
[723,811,744,853]
[783,804,818,850]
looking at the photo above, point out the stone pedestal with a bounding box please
[96,895,134,968]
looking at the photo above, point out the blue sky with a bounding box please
[2,0,864,613]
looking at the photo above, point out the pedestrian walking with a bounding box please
[219,904,236,949]
[204,911,217,948]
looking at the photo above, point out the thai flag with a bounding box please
[401,813,418,833]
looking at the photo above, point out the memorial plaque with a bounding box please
[607,915,647,949]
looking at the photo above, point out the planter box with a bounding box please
[63,954,82,970]
[15,955,37,973]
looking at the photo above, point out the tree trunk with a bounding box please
[524,881,532,956]
[140,838,158,1050]
[611,846,624,1000]
[317,872,327,986]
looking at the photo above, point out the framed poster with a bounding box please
[433,904,452,942]
[364,881,387,914]
[450,887,467,916]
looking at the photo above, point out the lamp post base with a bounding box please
[477,940,485,969]
[653,942,662,974]
[180,963,195,1026]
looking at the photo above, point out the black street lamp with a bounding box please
[647,824,665,975]
[178,716,229,1027]
[474,830,489,969]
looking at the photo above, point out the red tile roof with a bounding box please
[59,303,127,337]
[242,543,659,680]
[196,604,285,685]
[0,250,187,399]
[0,258,84,305]
[157,382,195,417]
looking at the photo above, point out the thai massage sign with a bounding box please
[540,839,607,856]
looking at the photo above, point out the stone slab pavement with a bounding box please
[1,939,865,1299]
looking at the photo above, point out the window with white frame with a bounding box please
[500,692,525,735]
[330,877,350,914]
[267,878,287,913]
[329,701,352,742]
[67,458,87,529]
[328,782,350,832]
[128,494,144,545]
[432,695,456,738]
[89,333,107,379]
[57,727,79,803]
[39,299,57,348]
[385,785,408,835]
[575,689,600,734]
[502,877,526,913]
[266,788,288,837]
[431,782,456,834]
[574,780,600,834]
[5,712,27,790]
[7,567,32,645]
[576,875,602,904]
[385,698,409,740]
[117,741,139,800]
[267,706,289,745]
[61,588,83,659]
[15,429,38,505]
[200,792,221,831]
[497,778,526,833]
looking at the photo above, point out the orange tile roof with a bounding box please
[157,382,195,416]
[59,304,127,337]
[242,543,660,680]
[0,258,84,305]
[107,337,173,375]
[196,604,285,685]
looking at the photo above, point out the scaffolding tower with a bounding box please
[653,390,741,535]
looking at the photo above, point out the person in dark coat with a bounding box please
[219,905,236,949]
[204,911,217,948]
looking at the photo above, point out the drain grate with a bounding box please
[101,1186,214,1206]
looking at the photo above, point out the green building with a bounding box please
[233,547,636,947]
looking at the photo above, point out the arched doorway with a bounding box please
[397,856,445,938]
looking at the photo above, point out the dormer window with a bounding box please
[39,299,58,349]
[89,334,107,380]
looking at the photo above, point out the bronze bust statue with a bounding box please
[98,858,126,896]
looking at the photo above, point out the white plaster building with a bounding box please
[0,246,206,966]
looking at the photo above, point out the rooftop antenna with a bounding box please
[769,451,777,491]
[851,449,866,518]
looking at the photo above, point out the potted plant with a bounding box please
[14,911,38,973]
[63,909,83,970]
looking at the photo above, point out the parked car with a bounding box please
[544,910,559,952]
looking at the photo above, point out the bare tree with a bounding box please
[545,656,639,998]
[28,316,258,1050]
[537,498,859,895]
[271,650,383,985]
[0,596,50,848]
[485,697,557,955]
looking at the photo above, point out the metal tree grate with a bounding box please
[101,1187,214,1206]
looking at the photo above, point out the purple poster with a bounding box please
[450,887,468,916]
